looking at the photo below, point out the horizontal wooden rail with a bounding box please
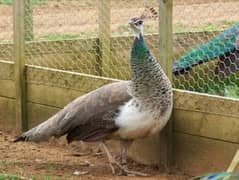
[0,61,238,143]
[0,60,239,174]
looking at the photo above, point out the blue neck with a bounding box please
[131,33,150,64]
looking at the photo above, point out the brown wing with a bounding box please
[66,108,121,143]
[14,81,131,142]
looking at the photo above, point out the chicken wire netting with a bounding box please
[0,0,239,99]
[0,1,13,61]
[0,0,160,90]
[172,0,239,98]
[23,0,159,81]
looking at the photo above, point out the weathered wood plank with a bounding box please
[14,0,28,131]
[159,0,173,166]
[0,60,14,80]
[25,65,117,108]
[174,109,239,143]
[0,80,15,98]
[174,90,239,143]
[27,102,59,128]
[174,89,239,117]
[174,132,239,176]
[0,96,59,131]
[98,0,111,76]
[26,65,117,92]
[0,96,16,131]
[27,84,84,108]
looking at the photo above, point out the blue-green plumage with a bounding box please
[173,23,239,76]
[131,33,150,63]
[191,172,239,180]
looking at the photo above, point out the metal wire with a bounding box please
[0,0,239,99]
[173,0,239,98]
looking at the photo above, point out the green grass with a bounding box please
[175,21,239,33]
[0,32,96,43]
[116,24,155,35]
[224,85,239,98]
[0,161,55,180]
[0,174,53,180]
[42,34,81,41]
[41,32,99,41]
[0,174,22,180]
[0,0,48,5]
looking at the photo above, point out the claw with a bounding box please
[100,142,150,176]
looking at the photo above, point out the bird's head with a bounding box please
[129,17,144,39]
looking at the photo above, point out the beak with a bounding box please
[128,19,134,26]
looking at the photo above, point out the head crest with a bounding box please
[140,6,158,20]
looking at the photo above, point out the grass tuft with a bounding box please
[0,0,48,5]
[43,34,81,41]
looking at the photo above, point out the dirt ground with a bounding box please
[0,130,189,179]
[1,0,239,41]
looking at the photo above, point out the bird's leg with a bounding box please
[120,140,132,170]
[118,140,149,177]
[101,141,149,176]
[100,141,116,175]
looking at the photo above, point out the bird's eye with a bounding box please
[138,20,143,25]
[135,20,143,26]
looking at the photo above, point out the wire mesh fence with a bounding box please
[173,0,239,98]
[0,0,239,99]
[24,0,160,80]
[0,1,13,62]
[12,0,160,82]
[0,1,13,43]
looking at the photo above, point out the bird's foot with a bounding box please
[101,142,149,176]
[100,142,116,175]
[109,157,149,176]
[116,163,149,177]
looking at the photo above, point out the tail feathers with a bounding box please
[13,109,68,143]
[13,126,47,143]
[13,135,28,142]
[172,64,191,75]
[172,61,203,75]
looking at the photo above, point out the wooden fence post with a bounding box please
[13,0,28,132]
[158,0,173,167]
[98,0,111,76]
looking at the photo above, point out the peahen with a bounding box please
[14,17,173,176]
[173,23,239,77]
